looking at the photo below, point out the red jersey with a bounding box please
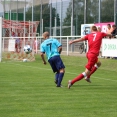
[84,32,107,55]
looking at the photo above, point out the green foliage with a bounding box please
[101,0,114,22]
[26,4,60,34]
[0,55,117,117]
[63,0,84,35]
[63,0,114,35]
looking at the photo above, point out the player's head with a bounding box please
[12,31,15,36]
[112,24,116,29]
[91,26,97,32]
[107,24,111,29]
[97,27,101,32]
[42,31,50,39]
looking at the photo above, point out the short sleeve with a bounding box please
[54,39,62,47]
[84,35,88,40]
[40,44,45,53]
[102,32,107,38]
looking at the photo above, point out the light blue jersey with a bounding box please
[40,38,62,60]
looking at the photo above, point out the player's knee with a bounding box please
[96,61,101,67]
[60,68,65,73]
[84,68,90,76]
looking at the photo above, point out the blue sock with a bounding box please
[57,73,64,87]
[55,73,59,84]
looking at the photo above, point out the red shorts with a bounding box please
[85,53,98,71]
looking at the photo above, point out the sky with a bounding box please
[0,0,70,18]
[52,0,70,20]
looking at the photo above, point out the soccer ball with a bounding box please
[23,59,27,62]
[24,45,32,54]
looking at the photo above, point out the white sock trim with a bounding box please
[82,72,86,77]
[94,64,98,68]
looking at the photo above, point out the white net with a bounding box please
[2,19,39,37]
[2,18,40,61]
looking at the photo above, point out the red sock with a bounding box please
[71,73,84,85]
[88,66,97,78]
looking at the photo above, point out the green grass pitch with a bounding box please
[0,55,117,117]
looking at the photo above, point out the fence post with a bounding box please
[0,17,2,62]
[67,37,69,56]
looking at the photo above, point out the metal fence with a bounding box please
[2,35,87,57]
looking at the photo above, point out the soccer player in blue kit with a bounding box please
[40,31,65,87]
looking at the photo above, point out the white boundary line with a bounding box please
[2,61,52,71]
[1,61,117,82]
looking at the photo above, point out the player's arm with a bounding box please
[58,45,62,54]
[40,52,47,65]
[55,39,62,54]
[105,33,114,38]
[69,37,86,45]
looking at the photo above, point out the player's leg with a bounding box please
[55,72,59,84]
[85,59,101,82]
[48,56,65,87]
[68,53,95,88]
[56,68,65,87]
[17,43,20,53]
[55,69,65,86]
[88,60,101,78]
[48,58,58,85]
[56,56,65,87]
[68,68,90,89]
[15,44,18,53]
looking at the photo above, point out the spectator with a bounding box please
[97,27,103,58]
[111,25,117,38]
[106,24,113,58]
[111,25,117,59]
[97,27,101,32]
[106,24,113,38]
[33,38,39,54]
[11,32,20,53]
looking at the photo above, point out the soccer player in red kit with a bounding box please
[68,25,112,89]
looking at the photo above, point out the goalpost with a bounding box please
[1,18,39,62]
[0,17,2,62]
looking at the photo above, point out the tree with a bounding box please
[85,0,114,23]
[85,0,99,23]
[63,0,114,35]
[101,0,114,22]
[63,0,84,35]
[26,4,60,34]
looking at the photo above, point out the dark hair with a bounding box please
[107,24,111,26]
[91,26,97,31]
[112,24,116,27]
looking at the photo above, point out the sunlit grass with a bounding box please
[0,55,117,117]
